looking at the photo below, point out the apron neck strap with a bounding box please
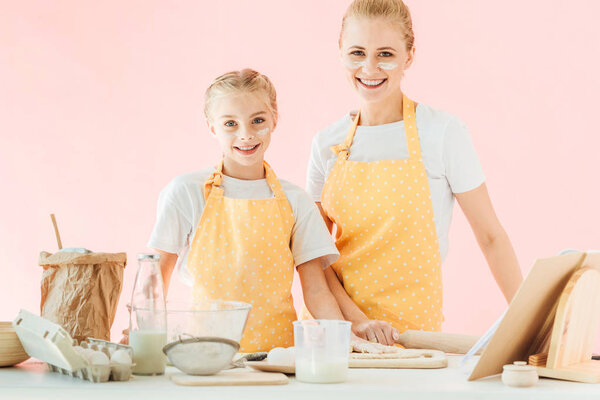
[263,161,286,200]
[203,159,224,201]
[403,95,421,159]
[203,159,286,201]
[331,110,361,159]
[330,95,421,160]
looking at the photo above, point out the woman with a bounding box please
[148,69,390,353]
[306,0,523,345]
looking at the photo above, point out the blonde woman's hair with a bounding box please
[340,0,414,51]
[204,68,278,123]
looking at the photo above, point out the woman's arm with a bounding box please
[455,183,523,302]
[315,203,398,345]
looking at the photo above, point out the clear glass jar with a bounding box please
[129,253,167,375]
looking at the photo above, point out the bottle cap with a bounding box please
[137,253,161,261]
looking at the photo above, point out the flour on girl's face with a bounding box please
[256,128,270,136]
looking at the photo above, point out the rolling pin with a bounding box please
[395,330,482,354]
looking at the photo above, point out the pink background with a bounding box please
[1,1,599,341]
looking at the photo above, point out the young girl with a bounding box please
[306,0,524,345]
[148,69,389,353]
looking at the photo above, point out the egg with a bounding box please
[267,347,295,365]
[89,351,110,366]
[110,349,132,365]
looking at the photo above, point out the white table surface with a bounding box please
[1,356,598,400]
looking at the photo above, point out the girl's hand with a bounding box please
[352,319,399,346]
[350,333,398,354]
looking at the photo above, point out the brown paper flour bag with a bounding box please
[39,251,127,342]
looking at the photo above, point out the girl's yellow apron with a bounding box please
[187,161,297,351]
[321,95,443,333]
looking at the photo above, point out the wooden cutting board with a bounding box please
[170,369,289,386]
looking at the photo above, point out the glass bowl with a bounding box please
[165,301,251,345]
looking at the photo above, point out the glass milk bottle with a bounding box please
[130,253,167,375]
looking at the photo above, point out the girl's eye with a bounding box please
[224,120,237,127]
[252,118,265,124]
[350,50,365,57]
[379,51,393,57]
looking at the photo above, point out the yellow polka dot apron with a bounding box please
[187,160,297,352]
[321,95,443,333]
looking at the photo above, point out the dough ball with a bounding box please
[268,347,294,365]
[110,349,132,365]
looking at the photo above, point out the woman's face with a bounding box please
[340,17,414,104]
[208,91,274,170]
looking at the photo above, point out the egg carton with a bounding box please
[47,339,134,383]
[13,310,134,383]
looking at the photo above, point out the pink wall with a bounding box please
[1,1,599,340]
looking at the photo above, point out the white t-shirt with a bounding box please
[148,168,340,285]
[306,103,485,261]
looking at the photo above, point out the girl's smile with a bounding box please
[234,143,261,155]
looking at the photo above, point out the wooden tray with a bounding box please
[246,349,448,374]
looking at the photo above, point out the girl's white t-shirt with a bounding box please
[148,169,340,285]
[306,103,486,261]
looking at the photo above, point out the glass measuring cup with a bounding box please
[293,320,351,383]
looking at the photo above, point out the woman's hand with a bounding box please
[352,319,399,346]
[350,333,398,354]
[119,329,129,345]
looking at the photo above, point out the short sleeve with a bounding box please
[306,135,327,202]
[443,117,486,194]
[147,180,194,255]
[289,189,339,268]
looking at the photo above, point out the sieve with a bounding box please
[162,336,239,375]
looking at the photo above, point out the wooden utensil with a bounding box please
[394,330,481,354]
[170,369,289,386]
[50,214,63,250]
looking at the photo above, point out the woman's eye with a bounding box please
[379,51,393,57]
[350,50,365,56]
[224,121,237,127]
[252,118,265,124]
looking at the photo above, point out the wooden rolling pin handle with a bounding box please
[395,330,482,354]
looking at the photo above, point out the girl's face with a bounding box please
[208,91,275,172]
[340,17,414,104]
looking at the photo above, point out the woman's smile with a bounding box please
[356,77,387,89]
